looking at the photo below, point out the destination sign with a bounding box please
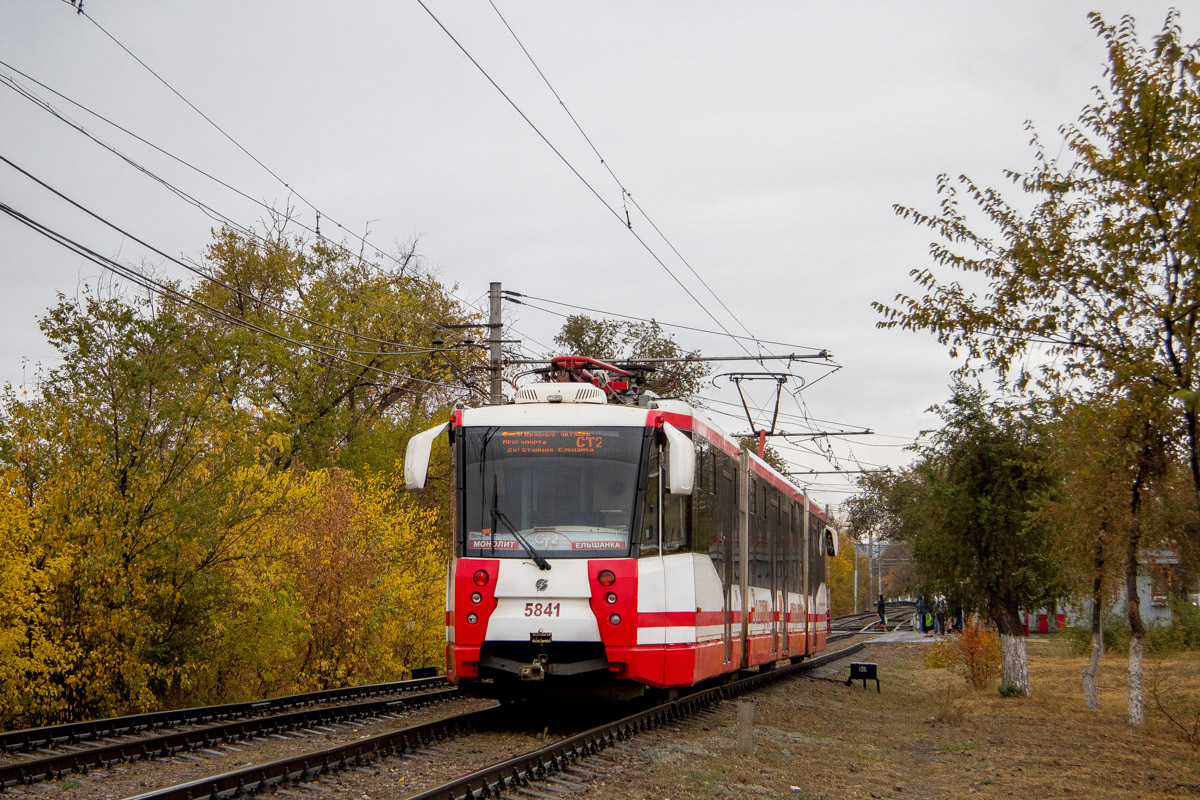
[499,430,608,455]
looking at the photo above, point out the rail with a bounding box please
[0,676,446,754]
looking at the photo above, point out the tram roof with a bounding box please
[456,393,827,520]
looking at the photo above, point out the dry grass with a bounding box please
[581,638,1200,799]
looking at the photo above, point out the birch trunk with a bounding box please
[1126,458,1147,727]
[1083,627,1102,710]
[994,603,1030,696]
[1128,633,1145,726]
[1083,532,1106,711]
[999,633,1030,696]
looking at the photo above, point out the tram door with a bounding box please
[638,446,667,686]
[779,502,790,657]
[768,495,780,655]
[802,503,812,652]
[792,502,807,656]
[718,467,736,664]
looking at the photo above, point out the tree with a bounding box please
[552,314,710,399]
[874,11,1200,723]
[1038,392,1186,713]
[192,226,483,472]
[0,226,474,725]
[883,384,1062,695]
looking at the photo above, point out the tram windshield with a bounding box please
[461,426,649,559]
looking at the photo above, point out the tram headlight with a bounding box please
[467,613,479,624]
[606,593,617,604]
[471,592,482,604]
[609,613,621,625]
[597,570,616,587]
[472,569,490,587]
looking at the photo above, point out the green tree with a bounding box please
[881,384,1062,695]
[874,11,1200,723]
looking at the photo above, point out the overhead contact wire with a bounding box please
[0,200,466,393]
[413,0,756,360]
[486,1,761,347]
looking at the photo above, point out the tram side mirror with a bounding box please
[661,421,695,496]
[404,422,450,490]
[824,527,839,557]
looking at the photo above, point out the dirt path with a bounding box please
[578,638,1200,799]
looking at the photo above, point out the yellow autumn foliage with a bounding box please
[0,393,450,726]
[0,234,471,728]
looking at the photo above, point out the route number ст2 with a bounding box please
[524,602,561,617]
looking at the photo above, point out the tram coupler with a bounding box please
[519,654,549,681]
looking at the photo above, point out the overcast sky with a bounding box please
[0,1,1183,505]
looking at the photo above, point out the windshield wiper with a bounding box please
[491,482,551,570]
[494,510,549,573]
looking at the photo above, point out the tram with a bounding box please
[404,356,837,699]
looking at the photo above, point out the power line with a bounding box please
[0,199,476,395]
[0,153,466,358]
[504,290,829,352]
[50,8,506,344]
[486,1,760,346]
[0,59,492,345]
[411,0,757,362]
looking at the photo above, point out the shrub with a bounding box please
[997,683,1025,698]
[922,617,1001,689]
[929,673,970,724]
[957,617,1002,689]
[1170,598,1200,649]
[924,638,960,669]
[1065,603,1200,656]
[1064,624,1094,656]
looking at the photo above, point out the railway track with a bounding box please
[831,601,917,632]
[0,615,883,799]
[111,641,867,800]
[0,676,447,755]
[0,680,459,791]
[403,643,866,800]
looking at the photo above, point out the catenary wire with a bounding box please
[56,1,868,466]
[49,7,516,344]
[0,153,468,357]
[486,0,760,345]
[506,292,830,353]
[411,0,758,361]
[0,60,487,342]
[0,199,476,394]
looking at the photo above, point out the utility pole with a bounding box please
[853,538,859,614]
[868,527,874,605]
[488,282,503,405]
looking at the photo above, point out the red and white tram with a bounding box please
[405,357,838,699]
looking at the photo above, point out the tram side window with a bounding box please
[663,493,688,553]
[660,438,690,553]
[751,482,771,588]
[640,448,660,557]
[692,445,720,563]
[722,464,738,588]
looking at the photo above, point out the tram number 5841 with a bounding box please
[525,602,561,617]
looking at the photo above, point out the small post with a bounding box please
[737,699,755,753]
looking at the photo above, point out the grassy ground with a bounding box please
[582,637,1200,799]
